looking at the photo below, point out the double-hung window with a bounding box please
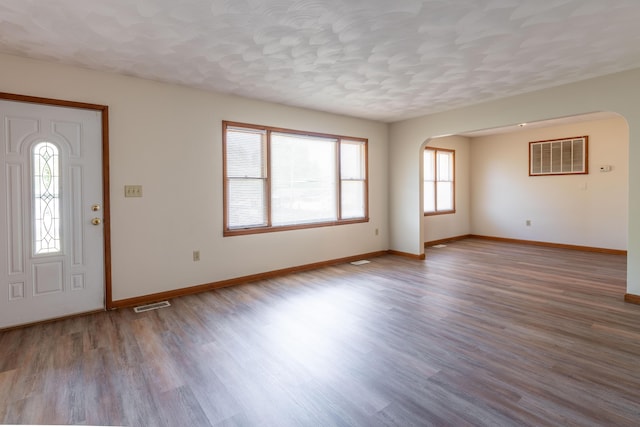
[223,121,368,235]
[424,147,455,215]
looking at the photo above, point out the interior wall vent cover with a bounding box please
[529,136,588,176]
[133,300,171,313]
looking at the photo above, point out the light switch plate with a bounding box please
[124,185,143,197]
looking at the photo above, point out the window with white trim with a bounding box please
[424,147,455,215]
[223,121,368,235]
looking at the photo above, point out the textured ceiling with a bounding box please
[2,0,640,122]
[457,111,621,137]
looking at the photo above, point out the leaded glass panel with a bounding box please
[33,142,61,254]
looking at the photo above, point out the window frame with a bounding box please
[423,147,456,216]
[223,121,369,236]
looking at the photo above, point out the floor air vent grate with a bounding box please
[350,260,371,265]
[133,300,171,313]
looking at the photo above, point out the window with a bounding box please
[424,147,455,215]
[530,136,588,176]
[32,142,61,254]
[223,121,368,235]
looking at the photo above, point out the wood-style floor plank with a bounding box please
[1,238,638,426]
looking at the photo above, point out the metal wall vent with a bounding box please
[133,300,171,313]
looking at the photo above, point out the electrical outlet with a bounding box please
[375,228,379,236]
[124,185,143,198]
[193,250,200,262]
[526,220,531,226]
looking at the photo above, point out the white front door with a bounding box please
[0,99,105,328]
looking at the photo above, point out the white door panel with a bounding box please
[0,100,104,328]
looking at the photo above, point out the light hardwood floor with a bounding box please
[0,238,638,426]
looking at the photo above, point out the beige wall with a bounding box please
[0,53,389,301]
[2,50,638,300]
[423,136,471,243]
[470,117,628,250]
[390,68,640,295]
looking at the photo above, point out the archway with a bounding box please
[419,112,628,257]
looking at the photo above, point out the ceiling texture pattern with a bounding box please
[2,0,640,122]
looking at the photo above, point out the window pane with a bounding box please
[271,133,337,225]
[424,149,435,180]
[341,140,366,220]
[225,126,267,229]
[227,178,267,228]
[437,151,452,181]
[437,182,453,211]
[341,140,365,179]
[341,180,365,219]
[33,142,61,254]
[226,128,265,178]
[424,182,435,212]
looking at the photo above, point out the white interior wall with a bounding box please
[389,69,640,295]
[469,117,628,250]
[2,51,639,299]
[390,68,640,295]
[0,53,389,301]
[423,136,471,244]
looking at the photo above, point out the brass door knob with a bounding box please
[91,218,102,225]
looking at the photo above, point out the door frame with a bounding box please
[0,92,112,310]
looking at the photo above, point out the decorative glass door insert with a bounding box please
[32,141,61,255]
